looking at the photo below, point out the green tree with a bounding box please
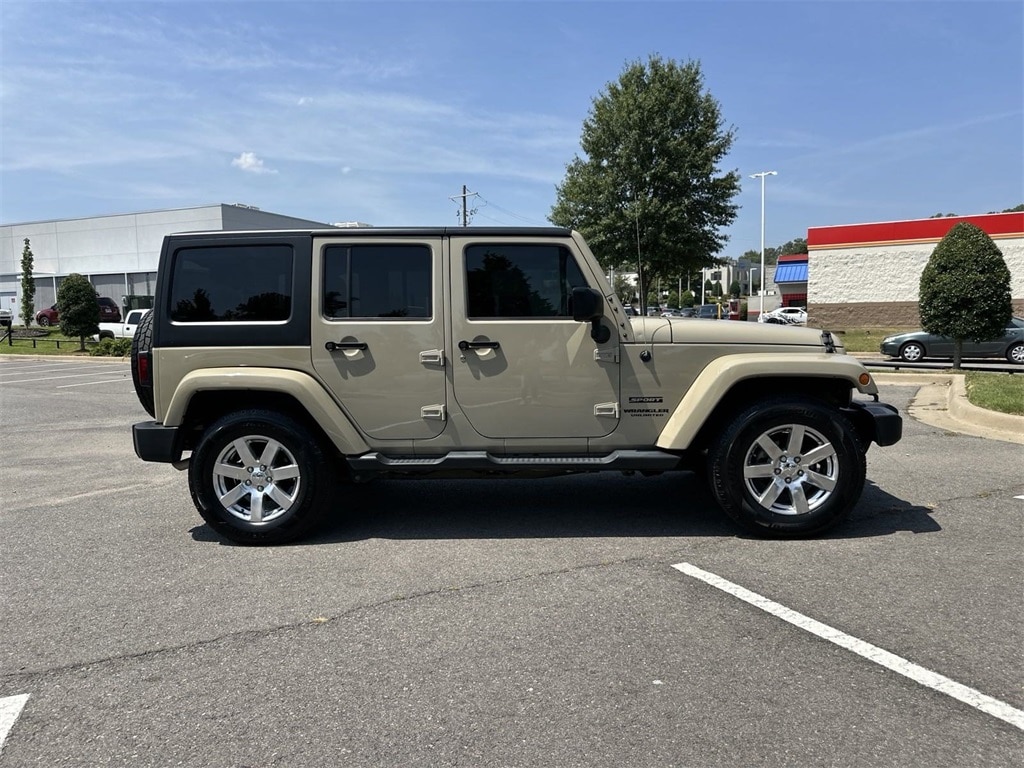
[703,279,714,299]
[680,290,695,308]
[550,55,740,313]
[729,280,741,299]
[20,238,36,327]
[742,246,781,266]
[778,237,807,256]
[57,273,100,351]
[712,280,723,298]
[918,223,1012,369]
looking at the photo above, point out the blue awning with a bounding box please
[774,263,808,283]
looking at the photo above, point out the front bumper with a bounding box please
[842,401,903,448]
[879,340,900,357]
[133,421,183,463]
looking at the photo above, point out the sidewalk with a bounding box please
[873,372,1024,445]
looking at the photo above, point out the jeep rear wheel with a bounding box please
[708,397,866,537]
[189,410,335,545]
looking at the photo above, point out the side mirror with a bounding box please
[571,287,611,344]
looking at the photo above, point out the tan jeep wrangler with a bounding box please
[131,227,901,544]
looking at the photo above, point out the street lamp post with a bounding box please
[750,170,777,316]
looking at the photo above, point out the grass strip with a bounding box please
[965,371,1024,416]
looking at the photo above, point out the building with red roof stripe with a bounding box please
[806,211,1023,328]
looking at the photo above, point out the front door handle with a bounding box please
[458,340,500,351]
[325,341,368,351]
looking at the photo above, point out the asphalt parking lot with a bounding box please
[1,356,1022,766]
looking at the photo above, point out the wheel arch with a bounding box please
[655,354,871,452]
[164,368,370,457]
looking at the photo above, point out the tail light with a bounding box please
[137,352,152,386]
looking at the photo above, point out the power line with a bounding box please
[475,195,549,226]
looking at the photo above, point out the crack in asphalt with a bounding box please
[1,555,651,685]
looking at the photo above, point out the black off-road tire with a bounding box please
[708,397,866,538]
[189,409,335,545]
[130,309,155,416]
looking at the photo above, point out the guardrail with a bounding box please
[859,358,1020,374]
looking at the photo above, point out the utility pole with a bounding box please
[449,185,479,226]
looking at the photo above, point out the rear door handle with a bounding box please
[458,340,500,351]
[325,341,368,351]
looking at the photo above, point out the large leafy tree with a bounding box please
[57,273,100,351]
[550,55,740,312]
[918,222,1012,369]
[20,238,36,327]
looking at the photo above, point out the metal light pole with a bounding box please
[750,170,777,316]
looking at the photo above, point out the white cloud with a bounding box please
[231,152,277,175]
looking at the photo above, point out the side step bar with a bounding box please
[347,449,682,478]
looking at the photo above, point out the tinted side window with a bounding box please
[323,244,432,319]
[169,245,292,322]
[465,244,587,319]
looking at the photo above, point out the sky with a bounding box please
[1,0,1022,258]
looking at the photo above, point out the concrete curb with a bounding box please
[873,372,1024,445]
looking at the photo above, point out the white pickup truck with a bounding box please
[94,308,150,341]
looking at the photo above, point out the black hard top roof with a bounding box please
[168,226,572,239]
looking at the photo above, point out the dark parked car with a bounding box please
[880,317,1024,364]
[97,297,122,322]
[35,297,122,327]
[34,304,59,326]
[697,304,721,320]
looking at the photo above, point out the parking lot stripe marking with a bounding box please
[0,371,126,385]
[672,562,1024,731]
[0,694,29,755]
[57,377,129,388]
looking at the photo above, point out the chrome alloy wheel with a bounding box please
[742,423,838,516]
[211,435,302,524]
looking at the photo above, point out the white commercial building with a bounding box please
[0,204,334,322]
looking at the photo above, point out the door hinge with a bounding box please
[419,349,446,366]
[421,404,447,421]
[594,402,620,418]
[594,348,619,364]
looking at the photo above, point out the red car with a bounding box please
[35,297,122,326]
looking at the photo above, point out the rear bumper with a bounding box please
[133,421,183,463]
[842,401,903,448]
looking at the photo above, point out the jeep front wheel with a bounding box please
[708,398,866,537]
[189,410,334,545]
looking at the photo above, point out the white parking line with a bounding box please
[0,370,125,385]
[0,694,29,755]
[57,377,130,388]
[672,562,1024,731]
